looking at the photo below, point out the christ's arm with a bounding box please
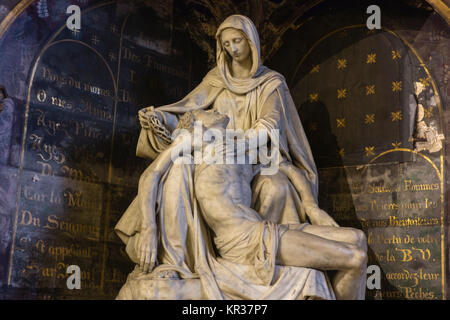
[136,133,192,273]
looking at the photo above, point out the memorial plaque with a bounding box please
[2,1,194,298]
[288,4,447,299]
[9,21,116,293]
[319,158,444,299]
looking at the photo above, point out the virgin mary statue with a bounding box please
[115,15,367,300]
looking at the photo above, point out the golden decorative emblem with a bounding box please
[337,88,347,99]
[366,85,375,95]
[424,107,434,118]
[338,148,345,157]
[392,81,402,92]
[310,65,320,73]
[365,114,375,124]
[337,59,347,70]
[336,118,346,128]
[391,111,403,122]
[392,50,402,60]
[364,146,375,157]
[309,93,319,102]
[392,141,402,148]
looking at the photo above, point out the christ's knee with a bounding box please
[347,247,368,273]
[352,229,368,252]
[355,229,368,252]
[343,228,367,252]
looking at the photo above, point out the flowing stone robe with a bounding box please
[115,15,335,300]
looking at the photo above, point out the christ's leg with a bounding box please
[299,224,367,299]
[300,224,367,251]
[276,229,367,300]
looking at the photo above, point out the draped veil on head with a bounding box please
[216,15,262,78]
[209,14,276,94]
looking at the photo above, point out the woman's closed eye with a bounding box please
[223,38,242,47]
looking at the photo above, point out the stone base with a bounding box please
[116,269,202,300]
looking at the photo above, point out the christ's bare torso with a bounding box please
[194,150,259,238]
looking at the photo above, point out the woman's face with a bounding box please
[220,28,251,64]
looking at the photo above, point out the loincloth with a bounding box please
[213,220,308,286]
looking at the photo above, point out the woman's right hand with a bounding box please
[307,207,339,227]
[139,106,161,129]
[137,226,158,273]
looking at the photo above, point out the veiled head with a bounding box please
[216,15,262,78]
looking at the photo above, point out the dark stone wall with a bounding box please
[0,0,207,299]
[270,0,449,299]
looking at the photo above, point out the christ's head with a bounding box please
[176,109,229,132]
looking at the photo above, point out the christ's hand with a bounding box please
[137,226,158,273]
[307,207,339,227]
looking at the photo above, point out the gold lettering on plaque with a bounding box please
[37,89,47,102]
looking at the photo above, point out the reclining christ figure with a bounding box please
[115,14,368,300]
[115,108,367,300]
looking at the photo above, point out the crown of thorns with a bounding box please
[176,111,196,131]
[140,111,173,144]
